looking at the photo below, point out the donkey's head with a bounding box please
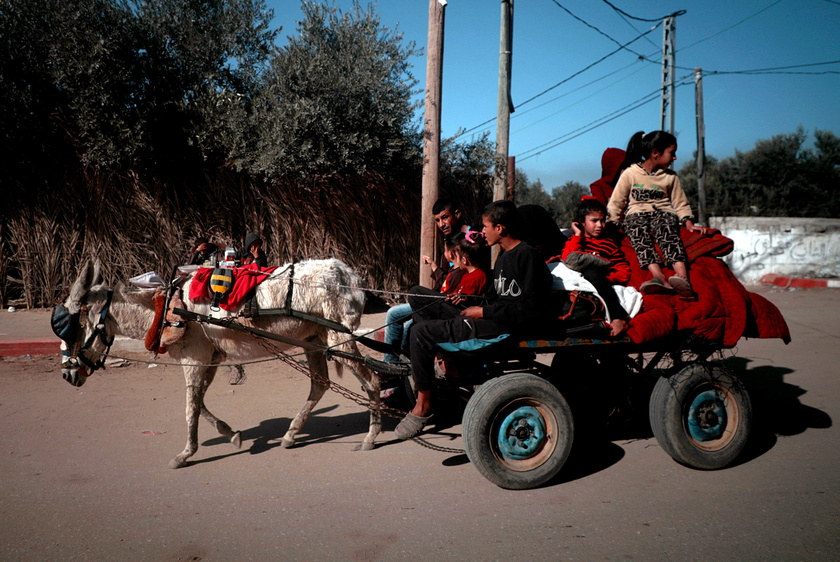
[51,261,115,387]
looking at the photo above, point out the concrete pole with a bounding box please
[494,0,513,201]
[420,0,446,287]
[694,67,708,225]
[659,15,676,134]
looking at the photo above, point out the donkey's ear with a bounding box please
[92,259,103,287]
[68,261,94,308]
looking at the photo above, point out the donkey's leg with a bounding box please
[343,346,382,451]
[281,347,330,449]
[170,363,210,469]
[329,335,382,450]
[198,363,242,449]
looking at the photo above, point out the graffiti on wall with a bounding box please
[723,230,840,282]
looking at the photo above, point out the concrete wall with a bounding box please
[709,217,840,284]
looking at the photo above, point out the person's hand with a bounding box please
[446,291,466,306]
[570,222,583,237]
[461,306,483,319]
[684,220,708,235]
[422,255,438,272]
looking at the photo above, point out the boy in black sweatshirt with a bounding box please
[395,200,552,440]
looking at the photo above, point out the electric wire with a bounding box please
[678,0,784,53]
[452,25,659,140]
[599,0,686,23]
[517,78,694,162]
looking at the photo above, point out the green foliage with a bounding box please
[514,171,588,228]
[439,133,495,222]
[680,129,840,218]
[241,1,420,178]
[0,0,277,177]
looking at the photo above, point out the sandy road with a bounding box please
[0,286,837,560]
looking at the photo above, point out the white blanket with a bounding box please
[548,262,643,322]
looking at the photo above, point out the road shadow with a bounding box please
[724,356,832,465]
[198,404,407,461]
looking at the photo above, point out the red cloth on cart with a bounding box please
[188,264,280,310]
[624,229,790,345]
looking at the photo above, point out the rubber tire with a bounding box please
[649,362,752,470]
[462,373,574,490]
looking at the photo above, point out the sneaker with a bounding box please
[668,276,698,301]
[640,277,675,295]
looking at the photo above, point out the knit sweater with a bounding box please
[607,163,695,224]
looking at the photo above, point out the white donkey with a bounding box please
[54,260,381,468]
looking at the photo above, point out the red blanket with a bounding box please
[624,229,790,345]
[188,264,280,310]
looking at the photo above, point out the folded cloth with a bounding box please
[188,263,279,310]
[548,262,642,322]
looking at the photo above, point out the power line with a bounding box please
[678,0,784,52]
[707,59,840,75]
[515,56,839,163]
[453,25,660,140]
[512,63,649,135]
[599,0,686,23]
[516,83,690,161]
[547,0,652,59]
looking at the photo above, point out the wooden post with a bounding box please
[420,0,446,287]
[494,0,514,202]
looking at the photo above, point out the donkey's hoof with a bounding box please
[358,441,375,451]
[231,431,242,449]
[168,456,187,469]
[281,438,295,449]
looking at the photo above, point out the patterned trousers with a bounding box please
[623,210,687,268]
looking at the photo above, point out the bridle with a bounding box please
[52,290,115,387]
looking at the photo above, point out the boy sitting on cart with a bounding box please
[395,200,554,440]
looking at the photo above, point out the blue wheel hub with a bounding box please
[497,406,546,460]
[687,389,728,442]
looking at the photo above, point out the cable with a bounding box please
[547,0,651,59]
[678,0,784,52]
[707,59,840,75]
[599,0,686,23]
[517,88,662,159]
[454,25,660,140]
[517,79,694,162]
[513,63,649,135]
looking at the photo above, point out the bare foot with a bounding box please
[609,317,629,337]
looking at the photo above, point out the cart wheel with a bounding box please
[462,373,573,490]
[649,362,752,469]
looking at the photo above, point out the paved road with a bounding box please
[0,286,837,560]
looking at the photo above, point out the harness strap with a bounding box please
[79,290,115,371]
[283,262,295,313]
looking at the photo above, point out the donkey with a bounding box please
[54,260,381,468]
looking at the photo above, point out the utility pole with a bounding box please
[659,15,676,134]
[694,67,708,225]
[420,0,446,287]
[494,0,514,202]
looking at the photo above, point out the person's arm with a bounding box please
[560,233,585,261]
[607,169,632,223]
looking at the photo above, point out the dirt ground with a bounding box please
[0,286,838,560]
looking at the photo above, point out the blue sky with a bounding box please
[268,0,840,190]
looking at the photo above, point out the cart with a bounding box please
[177,305,753,490]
